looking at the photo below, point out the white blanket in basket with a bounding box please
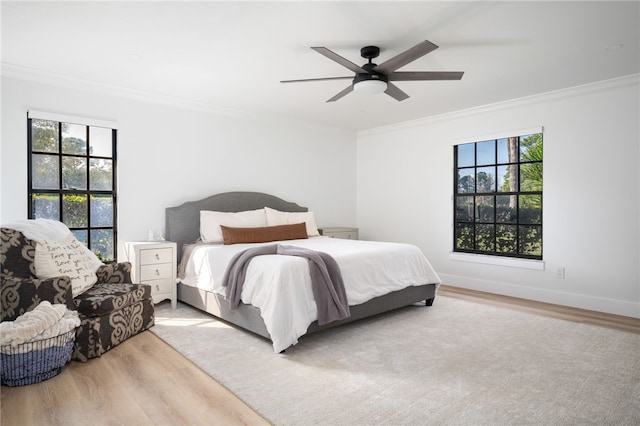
[0,301,80,349]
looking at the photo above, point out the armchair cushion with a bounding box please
[74,282,152,318]
[1,276,75,322]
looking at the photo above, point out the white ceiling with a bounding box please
[2,1,639,131]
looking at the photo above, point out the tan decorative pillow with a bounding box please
[221,223,308,245]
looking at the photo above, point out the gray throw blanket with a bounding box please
[222,244,350,326]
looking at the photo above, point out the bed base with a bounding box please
[177,282,436,345]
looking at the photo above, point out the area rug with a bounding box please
[151,296,639,425]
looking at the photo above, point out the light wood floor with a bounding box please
[438,285,640,334]
[2,286,638,426]
[1,330,270,426]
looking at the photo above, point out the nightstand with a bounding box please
[319,227,359,240]
[124,241,177,309]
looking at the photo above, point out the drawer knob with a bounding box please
[155,269,160,276]
[156,284,160,291]
[155,254,160,260]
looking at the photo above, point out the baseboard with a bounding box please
[438,273,640,319]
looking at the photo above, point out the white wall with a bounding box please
[3,73,638,318]
[356,75,640,318]
[1,76,357,259]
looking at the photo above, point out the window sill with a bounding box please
[449,252,545,270]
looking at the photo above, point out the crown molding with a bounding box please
[1,62,352,135]
[358,73,640,137]
[1,62,243,116]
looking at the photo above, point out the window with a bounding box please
[27,111,118,261]
[454,130,543,260]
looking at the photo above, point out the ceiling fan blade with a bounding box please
[311,47,367,74]
[280,76,352,83]
[374,40,439,74]
[384,83,410,101]
[388,71,464,81]
[326,85,354,102]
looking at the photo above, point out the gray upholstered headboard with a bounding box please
[165,191,308,261]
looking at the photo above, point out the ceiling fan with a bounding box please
[280,39,464,102]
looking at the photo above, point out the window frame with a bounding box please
[27,111,118,262]
[453,128,543,261]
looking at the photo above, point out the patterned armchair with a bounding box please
[1,227,155,362]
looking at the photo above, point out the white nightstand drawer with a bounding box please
[328,231,357,239]
[320,227,359,240]
[140,263,173,281]
[140,248,173,265]
[147,278,173,295]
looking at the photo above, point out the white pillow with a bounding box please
[200,209,267,243]
[264,207,320,237]
[34,234,104,297]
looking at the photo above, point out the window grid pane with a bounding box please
[89,127,113,157]
[91,229,114,261]
[91,194,113,227]
[476,166,496,193]
[89,158,113,190]
[32,193,60,219]
[457,168,475,193]
[32,120,59,153]
[32,154,60,189]
[476,140,495,166]
[62,124,87,155]
[62,156,87,190]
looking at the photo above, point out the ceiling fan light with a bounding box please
[353,79,388,95]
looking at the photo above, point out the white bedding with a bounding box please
[180,236,441,352]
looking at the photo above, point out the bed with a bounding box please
[165,191,440,352]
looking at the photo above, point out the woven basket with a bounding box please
[1,329,75,386]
